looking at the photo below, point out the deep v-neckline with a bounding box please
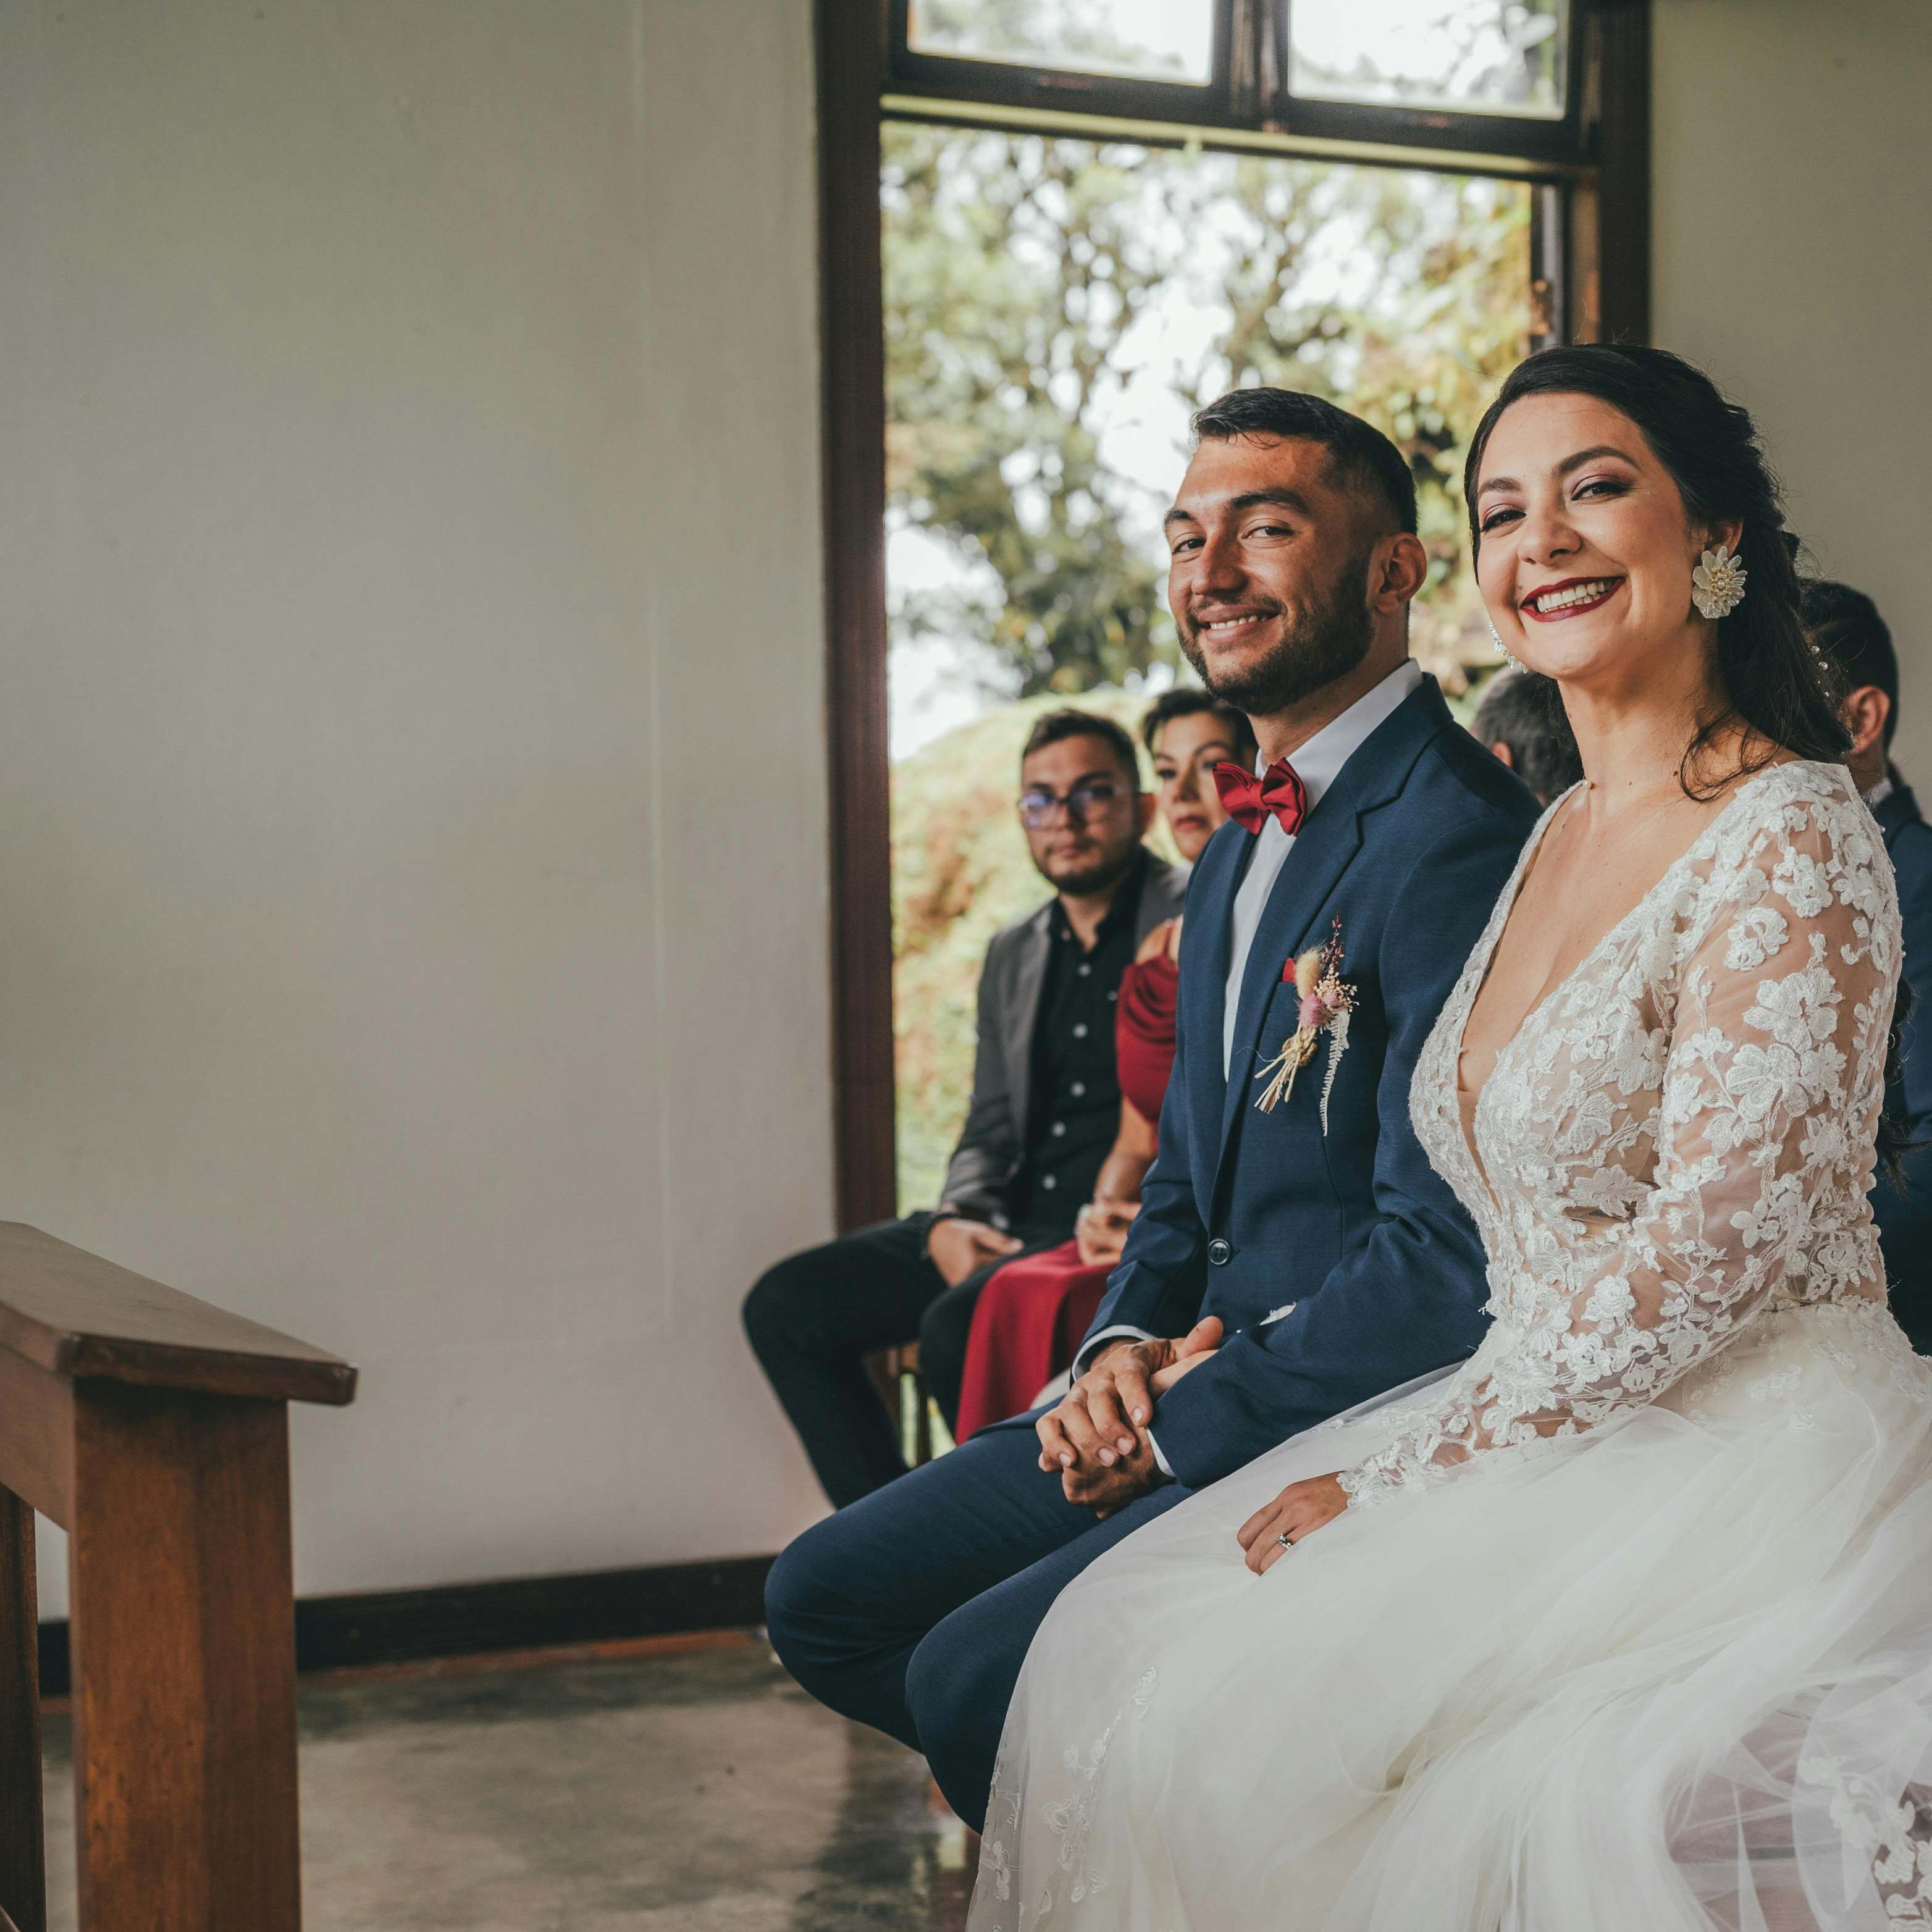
[1449,765,1798,1204]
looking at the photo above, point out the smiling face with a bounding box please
[1473,392,1738,695]
[1149,709,1246,860]
[1164,435,1388,716]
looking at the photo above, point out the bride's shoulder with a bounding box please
[1694,759,1896,934]
[1727,758,1874,849]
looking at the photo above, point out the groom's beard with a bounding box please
[1179,544,1378,716]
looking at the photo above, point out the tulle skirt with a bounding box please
[967,1299,1932,1932]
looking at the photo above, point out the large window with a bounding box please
[818,0,1650,1228]
[1286,1,1569,118]
[885,125,1536,1204]
[890,1,1595,166]
[906,0,1219,87]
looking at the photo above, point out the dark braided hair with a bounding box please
[1463,345,1850,799]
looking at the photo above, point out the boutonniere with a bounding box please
[1255,917,1356,1130]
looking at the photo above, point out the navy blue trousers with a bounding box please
[764,1412,1191,1830]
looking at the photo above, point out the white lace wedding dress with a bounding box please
[967,761,1932,1932]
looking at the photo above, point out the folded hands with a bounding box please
[1033,1316,1350,1557]
[1033,1318,1221,1517]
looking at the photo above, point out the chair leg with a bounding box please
[908,1369,934,1465]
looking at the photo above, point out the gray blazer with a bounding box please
[936,852,1190,1227]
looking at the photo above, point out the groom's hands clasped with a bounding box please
[1035,1316,1224,1516]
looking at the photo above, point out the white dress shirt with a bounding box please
[1075,659,1426,1477]
[1865,775,1896,811]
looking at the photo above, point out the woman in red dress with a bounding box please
[954,691,1258,1438]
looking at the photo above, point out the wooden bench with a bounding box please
[0,1222,355,1932]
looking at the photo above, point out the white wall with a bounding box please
[1652,0,1932,772]
[14,0,1919,1622]
[0,0,833,1616]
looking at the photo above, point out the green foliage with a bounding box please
[892,689,1178,1211]
[909,0,1193,78]
[883,125,1534,698]
[883,122,1537,1204]
[884,130,1184,697]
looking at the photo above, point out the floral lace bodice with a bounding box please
[1339,762,1902,1507]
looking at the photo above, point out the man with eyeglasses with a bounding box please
[744,710,1186,1508]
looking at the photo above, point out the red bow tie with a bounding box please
[1214,758,1308,838]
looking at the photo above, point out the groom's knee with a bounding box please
[905,1608,1025,1833]
[765,1503,926,1754]
[763,1515,844,1689]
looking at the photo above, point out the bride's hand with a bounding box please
[1236,1474,1348,1574]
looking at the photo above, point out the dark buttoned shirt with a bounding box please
[1007,855,1148,1240]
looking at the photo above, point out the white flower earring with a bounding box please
[1487,617,1522,673]
[1691,543,1747,620]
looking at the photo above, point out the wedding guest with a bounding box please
[1804,579,1932,1351]
[953,691,1258,1438]
[743,710,1187,1507]
[1470,665,1582,804]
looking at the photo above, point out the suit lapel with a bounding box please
[1212,678,1455,1156]
[1216,800,1365,1151]
[1003,906,1052,1151]
[1133,855,1188,944]
[1181,822,1246,1187]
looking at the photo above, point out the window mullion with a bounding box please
[1226,0,1282,128]
[1529,183,1568,350]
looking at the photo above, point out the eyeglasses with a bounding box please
[1017,780,1128,828]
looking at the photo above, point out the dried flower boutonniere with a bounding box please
[1255,918,1356,1131]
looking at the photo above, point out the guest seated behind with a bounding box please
[743,709,1188,1506]
[954,690,1257,1438]
[1802,579,1932,1352]
[1470,665,1583,805]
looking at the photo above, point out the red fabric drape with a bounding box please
[955,949,1181,1438]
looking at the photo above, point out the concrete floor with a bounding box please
[39,1637,975,1931]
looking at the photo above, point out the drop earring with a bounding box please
[1691,544,1747,620]
[1488,617,1522,673]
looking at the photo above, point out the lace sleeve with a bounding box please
[1340,785,1900,1508]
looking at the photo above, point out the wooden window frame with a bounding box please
[815,0,1651,1230]
[890,0,1592,168]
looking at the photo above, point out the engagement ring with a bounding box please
[1276,1531,1293,1548]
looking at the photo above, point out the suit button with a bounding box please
[1207,1237,1232,1266]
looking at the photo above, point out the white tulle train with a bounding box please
[968,1300,1932,1931]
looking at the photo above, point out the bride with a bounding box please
[965,344,1932,1931]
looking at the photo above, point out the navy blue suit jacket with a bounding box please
[1869,776,1932,1353]
[1083,675,1540,1489]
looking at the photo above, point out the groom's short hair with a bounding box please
[1190,389,1418,539]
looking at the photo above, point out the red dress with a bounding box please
[954,949,1181,1438]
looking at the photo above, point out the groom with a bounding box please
[766,388,1540,1829]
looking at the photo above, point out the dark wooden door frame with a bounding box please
[814,0,1652,1231]
[817,0,899,1230]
